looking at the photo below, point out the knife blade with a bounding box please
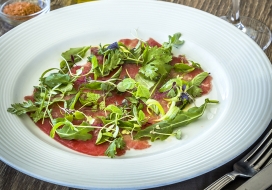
[236,163,272,190]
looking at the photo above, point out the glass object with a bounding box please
[0,0,50,35]
[221,0,271,50]
[50,0,74,10]
[76,0,96,3]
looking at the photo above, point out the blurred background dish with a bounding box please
[0,0,50,35]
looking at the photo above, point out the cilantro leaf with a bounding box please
[117,78,136,92]
[142,46,172,65]
[7,100,38,115]
[174,129,183,140]
[163,32,185,49]
[140,61,165,80]
[30,110,48,123]
[140,46,172,80]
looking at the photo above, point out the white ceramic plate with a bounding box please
[0,0,272,189]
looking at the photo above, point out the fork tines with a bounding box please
[243,129,272,170]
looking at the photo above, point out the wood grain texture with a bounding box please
[1,0,272,190]
[163,0,272,60]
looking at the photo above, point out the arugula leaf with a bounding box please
[126,96,139,104]
[55,83,74,94]
[134,99,218,141]
[96,128,114,145]
[190,72,209,86]
[159,77,184,92]
[50,117,74,138]
[41,73,71,88]
[93,50,124,78]
[66,91,81,109]
[130,105,147,126]
[73,110,85,120]
[105,137,126,158]
[101,82,116,93]
[50,114,94,141]
[128,41,144,62]
[79,92,101,106]
[110,66,123,79]
[187,86,203,97]
[56,121,93,141]
[60,46,90,73]
[174,63,195,73]
[89,55,100,80]
[103,50,124,74]
[83,81,103,90]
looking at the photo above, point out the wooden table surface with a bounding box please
[1,0,272,190]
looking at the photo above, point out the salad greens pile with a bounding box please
[7,33,218,158]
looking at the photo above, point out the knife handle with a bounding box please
[204,171,237,190]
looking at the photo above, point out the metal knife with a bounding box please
[236,162,272,190]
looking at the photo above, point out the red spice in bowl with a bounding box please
[3,2,41,16]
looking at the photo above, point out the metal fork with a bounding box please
[204,128,272,190]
